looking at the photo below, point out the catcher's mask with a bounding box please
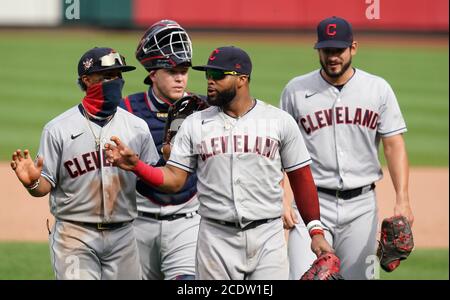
[135,19,193,85]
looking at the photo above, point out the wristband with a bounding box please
[306,220,323,232]
[309,228,324,238]
[26,179,40,191]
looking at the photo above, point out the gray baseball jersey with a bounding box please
[39,106,159,223]
[281,68,407,279]
[168,99,311,279]
[281,68,407,189]
[168,99,312,226]
[39,105,159,279]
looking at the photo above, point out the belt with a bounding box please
[138,211,197,221]
[206,217,279,231]
[317,183,376,200]
[65,220,131,231]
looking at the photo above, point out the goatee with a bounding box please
[321,57,352,78]
[207,87,236,107]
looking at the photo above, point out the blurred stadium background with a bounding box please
[0,0,448,280]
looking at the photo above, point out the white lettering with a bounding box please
[365,0,380,20]
[65,255,80,279]
[365,254,380,279]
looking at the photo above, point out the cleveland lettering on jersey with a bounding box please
[197,135,279,161]
[299,106,379,134]
[63,149,113,178]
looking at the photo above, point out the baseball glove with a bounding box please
[377,215,414,272]
[163,94,208,145]
[300,252,345,280]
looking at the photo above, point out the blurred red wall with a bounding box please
[133,0,448,31]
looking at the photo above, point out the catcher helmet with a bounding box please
[135,20,193,84]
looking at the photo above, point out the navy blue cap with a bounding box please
[77,47,136,78]
[192,46,252,75]
[314,17,353,49]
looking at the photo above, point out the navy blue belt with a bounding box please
[66,220,131,230]
[206,217,279,230]
[317,183,376,200]
[138,211,197,221]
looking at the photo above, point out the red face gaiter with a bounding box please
[82,78,124,118]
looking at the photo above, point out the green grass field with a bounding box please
[0,30,448,165]
[0,242,447,280]
[0,30,447,281]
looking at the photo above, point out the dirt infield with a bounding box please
[0,163,447,248]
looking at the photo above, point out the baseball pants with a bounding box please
[288,189,379,280]
[196,217,288,280]
[49,220,141,280]
[134,212,200,280]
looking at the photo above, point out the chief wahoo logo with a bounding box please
[209,49,220,61]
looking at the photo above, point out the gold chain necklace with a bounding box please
[81,105,113,151]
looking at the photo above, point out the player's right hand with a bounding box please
[105,136,139,171]
[11,149,43,187]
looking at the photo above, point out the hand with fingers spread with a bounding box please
[11,149,43,187]
[105,136,139,171]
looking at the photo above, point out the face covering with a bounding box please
[82,78,124,118]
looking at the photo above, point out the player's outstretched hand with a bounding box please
[105,136,139,171]
[11,149,43,187]
[311,234,335,257]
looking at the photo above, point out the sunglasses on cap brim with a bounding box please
[205,69,245,80]
[99,52,126,67]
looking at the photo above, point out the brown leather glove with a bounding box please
[163,94,208,147]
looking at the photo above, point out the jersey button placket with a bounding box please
[332,91,344,188]
[229,126,241,225]
[99,129,109,222]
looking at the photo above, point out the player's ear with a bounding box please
[80,75,90,90]
[237,75,249,88]
[350,41,358,55]
[148,70,157,83]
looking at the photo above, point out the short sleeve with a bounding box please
[280,114,312,173]
[377,81,407,137]
[280,85,296,116]
[37,128,61,188]
[166,116,197,173]
[138,124,159,166]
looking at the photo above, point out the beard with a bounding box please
[320,57,352,78]
[207,86,237,108]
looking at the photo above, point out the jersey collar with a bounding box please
[319,67,357,91]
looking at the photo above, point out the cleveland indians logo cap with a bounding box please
[314,16,353,49]
[192,46,252,75]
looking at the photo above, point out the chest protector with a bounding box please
[120,91,197,206]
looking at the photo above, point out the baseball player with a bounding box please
[119,20,201,280]
[105,46,333,280]
[280,16,414,280]
[10,47,159,280]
